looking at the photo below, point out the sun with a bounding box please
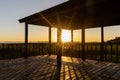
[62,30,71,42]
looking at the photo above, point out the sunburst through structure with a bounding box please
[62,30,71,42]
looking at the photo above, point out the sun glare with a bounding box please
[62,30,71,42]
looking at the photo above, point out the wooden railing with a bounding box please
[0,43,56,59]
[62,43,120,63]
[0,43,120,63]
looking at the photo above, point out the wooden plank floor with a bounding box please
[0,55,120,80]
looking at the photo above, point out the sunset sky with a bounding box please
[0,0,120,43]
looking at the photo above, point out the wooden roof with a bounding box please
[19,0,120,30]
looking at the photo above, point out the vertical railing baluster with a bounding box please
[2,44,5,59]
[79,44,80,57]
[90,43,92,59]
[35,43,36,55]
[116,43,118,63]
[39,43,40,55]
[41,44,43,55]
[86,44,88,59]
[95,44,97,60]
[20,44,21,56]
[110,43,113,62]
[118,43,120,62]
[104,43,107,61]
[39,43,43,55]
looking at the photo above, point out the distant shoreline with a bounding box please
[0,41,102,44]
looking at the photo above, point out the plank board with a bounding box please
[0,55,120,80]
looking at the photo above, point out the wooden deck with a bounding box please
[0,55,120,80]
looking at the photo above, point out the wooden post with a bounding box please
[56,13,62,68]
[100,26,104,61]
[57,28,62,68]
[25,22,28,59]
[49,27,51,56]
[81,27,85,61]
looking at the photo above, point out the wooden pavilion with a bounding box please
[19,0,120,67]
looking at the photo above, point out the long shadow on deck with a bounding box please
[0,55,120,80]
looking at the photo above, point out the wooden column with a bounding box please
[49,27,51,56]
[100,26,104,61]
[81,27,85,61]
[25,22,28,59]
[56,13,62,68]
[57,28,62,68]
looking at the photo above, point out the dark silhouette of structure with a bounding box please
[19,0,120,67]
